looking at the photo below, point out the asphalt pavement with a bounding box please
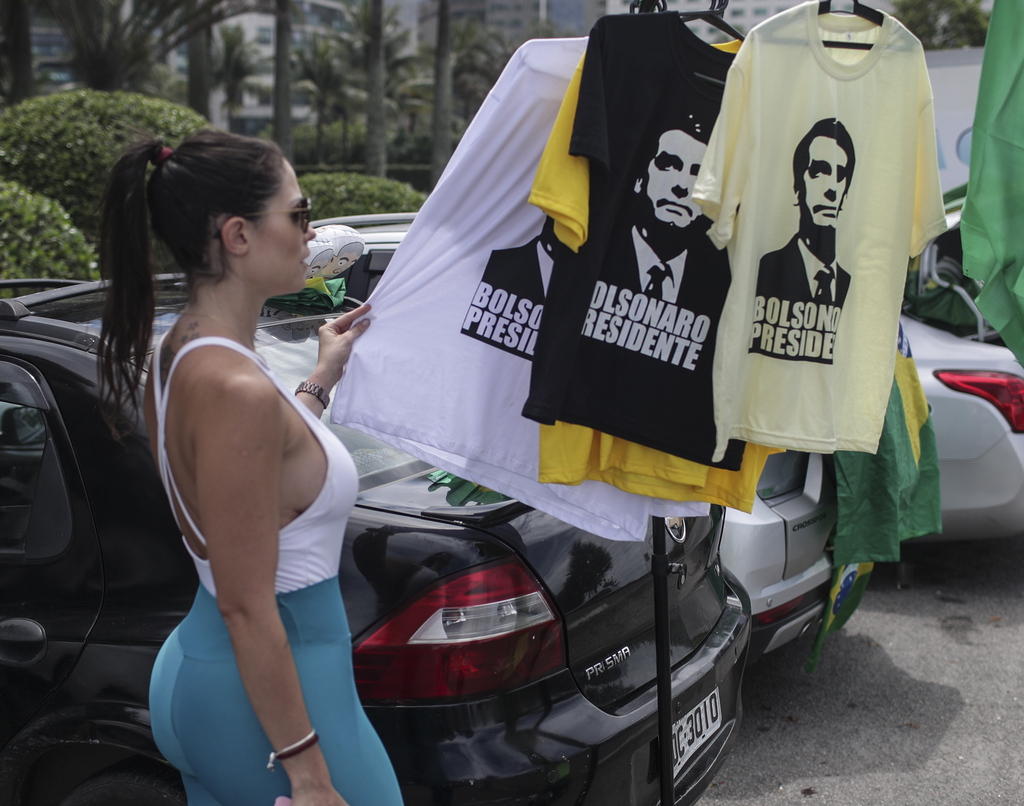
[703,535,1024,806]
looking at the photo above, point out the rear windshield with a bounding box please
[25,280,429,488]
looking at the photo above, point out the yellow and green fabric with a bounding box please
[808,325,941,670]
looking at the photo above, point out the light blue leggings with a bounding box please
[150,577,403,805]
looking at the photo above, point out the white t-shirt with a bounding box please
[331,37,708,542]
[694,2,946,460]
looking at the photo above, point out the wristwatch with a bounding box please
[295,380,330,409]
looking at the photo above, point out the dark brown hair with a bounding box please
[97,130,284,432]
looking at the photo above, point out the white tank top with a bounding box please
[153,335,359,595]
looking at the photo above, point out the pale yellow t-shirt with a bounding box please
[529,37,777,513]
[693,4,946,461]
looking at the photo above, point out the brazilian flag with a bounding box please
[807,325,941,670]
[961,0,1024,363]
[265,277,348,315]
[806,562,874,672]
[831,326,942,566]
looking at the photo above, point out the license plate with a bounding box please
[671,687,722,778]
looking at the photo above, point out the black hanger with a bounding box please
[818,1,883,50]
[678,6,745,44]
[629,0,666,14]
[630,0,742,41]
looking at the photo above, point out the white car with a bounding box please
[902,209,1024,541]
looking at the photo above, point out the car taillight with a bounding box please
[353,560,566,702]
[934,370,1024,432]
[755,590,816,626]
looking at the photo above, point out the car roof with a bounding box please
[0,213,412,351]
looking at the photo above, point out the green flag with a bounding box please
[960,0,1024,363]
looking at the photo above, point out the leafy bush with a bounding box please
[0,90,207,240]
[298,171,427,218]
[0,180,97,280]
[291,119,366,166]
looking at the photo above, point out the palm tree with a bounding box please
[364,0,386,176]
[450,20,509,128]
[339,0,421,171]
[294,34,347,164]
[212,23,262,124]
[429,0,451,185]
[1,0,33,104]
[273,0,293,159]
[43,0,256,92]
[187,0,211,117]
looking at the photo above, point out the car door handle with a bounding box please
[0,618,47,666]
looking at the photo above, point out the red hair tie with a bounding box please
[151,146,174,166]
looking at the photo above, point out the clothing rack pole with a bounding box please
[651,515,675,805]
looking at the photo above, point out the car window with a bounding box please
[756,451,809,500]
[0,402,45,551]
[0,362,73,559]
[254,320,431,490]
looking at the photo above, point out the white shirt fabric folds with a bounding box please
[331,37,709,542]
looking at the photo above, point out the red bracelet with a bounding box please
[267,729,319,771]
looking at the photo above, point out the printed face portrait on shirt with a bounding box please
[637,129,704,228]
[459,219,559,360]
[749,118,857,366]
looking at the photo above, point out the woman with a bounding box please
[98,130,403,806]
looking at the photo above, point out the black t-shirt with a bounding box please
[523,12,745,469]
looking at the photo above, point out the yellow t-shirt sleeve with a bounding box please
[529,55,588,252]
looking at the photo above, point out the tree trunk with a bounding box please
[5,0,34,103]
[341,109,350,165]
[187,9,211,119]
[273,0,294,160]
[364,0,387,177]
[315,100,326,164]
[429,0,453,187]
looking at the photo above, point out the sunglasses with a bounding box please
[212,198,313,240]
[255,197,313,231]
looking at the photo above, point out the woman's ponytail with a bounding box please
[97,139,161,435]
[96,130,284,436]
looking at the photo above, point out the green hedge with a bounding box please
[0,90,207,240]
[298,171,427,219]
[0,180,97,280]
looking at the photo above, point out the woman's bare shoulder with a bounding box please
[161,330,278,416]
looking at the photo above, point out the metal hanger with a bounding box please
[817,0,883,51]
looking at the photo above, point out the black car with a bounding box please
[0,276,749,806]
